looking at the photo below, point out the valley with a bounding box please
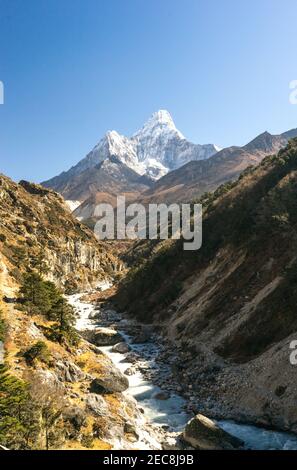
[2,0,297,458]
[69,289,297,450]
[2,115,297,451]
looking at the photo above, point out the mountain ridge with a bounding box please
[42,110,219,192]
[137,127,297,205]
[114,138,297,432]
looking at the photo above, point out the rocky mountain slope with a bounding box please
[115,138,297,432]
[138,128,297,205]
[42,110,219,203]
[59,157,153,223]
[0,257,149,450]
[0,175,122,291]
[0,172,243,450]
[0,174,154,450]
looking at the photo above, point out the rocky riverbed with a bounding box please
[70,290,297,450]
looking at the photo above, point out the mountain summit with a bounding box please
[42,110,219,195]
[131,109,216,177]
[133,109,185,141]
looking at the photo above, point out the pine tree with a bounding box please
[0,365,39,449]
[19,272,52,314]
[19,273,78,345]
[50,298,78,345]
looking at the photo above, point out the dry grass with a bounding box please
[76,351,106,377]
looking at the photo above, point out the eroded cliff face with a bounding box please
[0,176,123,291]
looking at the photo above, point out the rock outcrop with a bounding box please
[83,327,123,346]
[90,364,129,393]
[183,414,243,449]
[86,394,110,416]
[112,342,130,354]
[0,175,121,291]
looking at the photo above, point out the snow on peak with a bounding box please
[150,109,178,128]
[133,109,185,140]
[74,110,220,181]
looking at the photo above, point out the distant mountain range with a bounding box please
[42,110,219,205]
[138,128,297,205]
[42,110,297,220]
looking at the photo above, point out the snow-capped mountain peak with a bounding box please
[133,109,185,141]
[42,110,220,191]
[129,109,218,174]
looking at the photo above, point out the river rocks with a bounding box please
[132,326,152,344]
[88,310,100,320]
[86,393,109,416]
[183,414,244,450]
[112,342,130,354]
[161,433,186,450]
[84,327,123,346]
[153,391,170,400]
[90,365,129,393]
[124,352,141,363]
[125,366,136,376]
[103,309,122,322]
[124,422,139,442]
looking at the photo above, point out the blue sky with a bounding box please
[0,0,297,182]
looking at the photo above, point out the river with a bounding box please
[70,289,297,451]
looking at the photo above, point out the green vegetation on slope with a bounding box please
[115,139,297,361]
[19,272,78,346]
[0,365,38,449]
[0,312,6,342]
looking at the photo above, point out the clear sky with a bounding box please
[0,0,297,182]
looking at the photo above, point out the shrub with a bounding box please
[23,341,50,366]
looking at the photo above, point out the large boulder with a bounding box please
[112,342,130,354]
[93,327,123,346]
[90,365,129,393]
[183,414,244,450]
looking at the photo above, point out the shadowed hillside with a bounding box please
[114,139,297,431]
